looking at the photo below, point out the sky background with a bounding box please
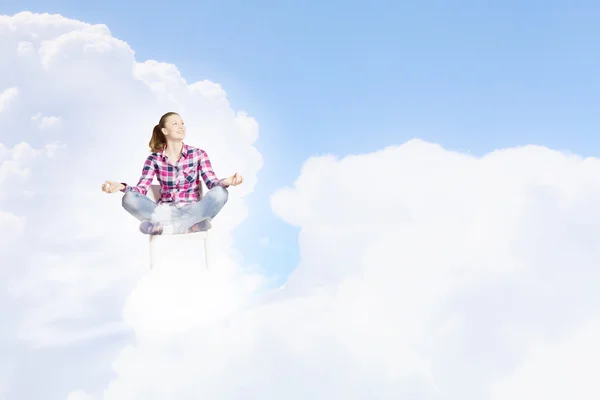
[3,0,599,285]
[2,1,600,399]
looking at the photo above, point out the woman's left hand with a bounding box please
[222,172,244,187]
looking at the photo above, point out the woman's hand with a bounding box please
[102,180,125,193]
[222,173,244,187]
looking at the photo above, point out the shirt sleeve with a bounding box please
[120,154,156,195]
[198,149,228,189]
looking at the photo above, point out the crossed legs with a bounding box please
[121,186,229,235]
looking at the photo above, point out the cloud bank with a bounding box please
[93,140,600,400]
[0,11,262,400]
[1,10,598,400]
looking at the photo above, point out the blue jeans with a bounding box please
[121,186,229,234]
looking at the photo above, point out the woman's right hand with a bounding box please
[102,180,125,193]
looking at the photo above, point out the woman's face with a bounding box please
[162,114,186,140]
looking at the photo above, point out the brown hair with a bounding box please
[149,112,179,152]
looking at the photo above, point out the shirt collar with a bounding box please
[161,142,188,159]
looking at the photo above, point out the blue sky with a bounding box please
[3,0,599,285]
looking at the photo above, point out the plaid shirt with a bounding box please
[121,143,226,204]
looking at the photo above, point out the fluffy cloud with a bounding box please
[0,141,59,187]
[77,140,600,400]
[0,210,25,234]
[31,112,62,130]
[0,11,262,399]
[488,317,600,399]
[268,142,600,398]
[0,86,19,112]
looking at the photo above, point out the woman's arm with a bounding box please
[197,149,228,189]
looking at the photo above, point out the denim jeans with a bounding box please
[121,186,229,234]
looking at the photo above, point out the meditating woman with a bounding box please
[101,111,243,235]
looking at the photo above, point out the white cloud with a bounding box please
[31,112,62,130]
[40,115,60,128]
[67,391,96,400]
[235,111,259,143]
[134,60,188,96]
[0,141,59,187]
[0,10,263,399]
[17,40,34,55]
[0,86,19,112]
[488,317,600,399]
[0,210,25,235]
[69,140,600,399]
[188,79,229,103]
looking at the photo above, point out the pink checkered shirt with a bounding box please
[121,143,226,204]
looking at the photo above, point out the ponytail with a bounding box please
[149,124,166,152]
[148,111,178,152]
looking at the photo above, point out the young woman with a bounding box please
[101,111,243,235]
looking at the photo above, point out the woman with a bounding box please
[101,111,243,235]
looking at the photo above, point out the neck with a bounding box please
[165,140,183,157]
